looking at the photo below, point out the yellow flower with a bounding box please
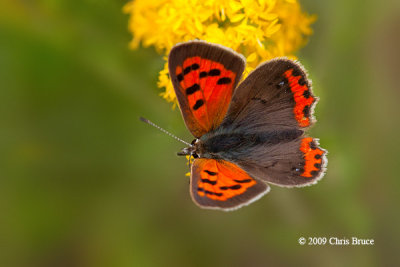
[124,0,316,104]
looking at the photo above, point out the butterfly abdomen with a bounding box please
[199,129,303,160]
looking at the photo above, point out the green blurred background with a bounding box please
[1,0,399,266]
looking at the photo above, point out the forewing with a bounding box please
[221,58,317,132]
[169,41,245,138]
[190,158,269,211]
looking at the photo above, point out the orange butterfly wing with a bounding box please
[190,158,269,210]
[169,41,245,138]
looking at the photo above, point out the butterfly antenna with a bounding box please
[139,117,191,146]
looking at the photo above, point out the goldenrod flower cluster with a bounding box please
[124,0,316,104]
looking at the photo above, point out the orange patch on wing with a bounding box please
[195,159,256,201]
[284,69,315,127]
[175,57,237,134]
[299,137,324,178]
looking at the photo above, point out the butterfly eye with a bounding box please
[192,153,199,158]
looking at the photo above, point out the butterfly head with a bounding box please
[177,139,202,158]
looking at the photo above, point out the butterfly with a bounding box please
[168,40,327,211]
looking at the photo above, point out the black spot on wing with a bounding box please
[303,89,310,98]
[183,63,200,76]
[219,185,242,190]
[198,187,223,197]
[186,84,200,95]
[292,68,302,77]
[193,99,204,110]
[201,179,217,185]
[208,69,221,76]
[199,71,207,78]
[309,141,317,150]
[183,66,191,75]
[177,73,183,82]
[204,170,217,176]
[303,105,310,118]
[234,179,252,183]
[217,77,232,84]
[298,77,306,86]
[230,184,242,190]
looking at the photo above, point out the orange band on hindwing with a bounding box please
[284,69,315,127]
[299,137,325,178]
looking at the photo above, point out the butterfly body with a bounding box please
[180,127,303,161]
[169,40,327,211]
